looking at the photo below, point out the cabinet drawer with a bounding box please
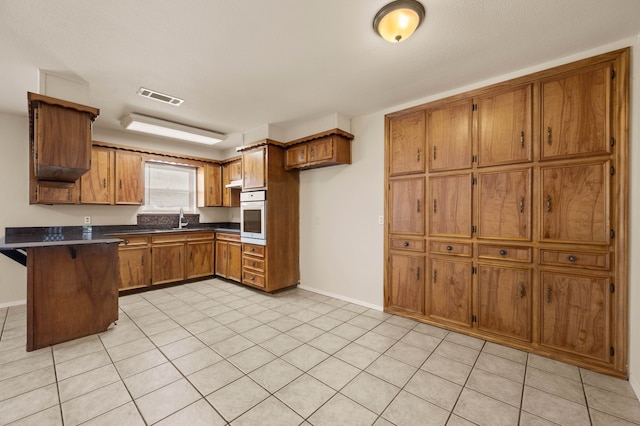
[152,234,187,243]
[216,232,240,242]
[390,238,425,252]
[478,245,532,263]
[243,269,265,288]
[243,257,265,273]
[429,241,472,257]
[186,232,214,241]
[118,236,148,247]
[540,249,610,270]
[243,244,265,258]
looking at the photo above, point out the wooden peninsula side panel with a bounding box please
[26,243,119,351]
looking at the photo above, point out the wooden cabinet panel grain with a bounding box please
[429,173,472,238]
[118,246,149,290]
[242,147,266,190]
[428,258,472,327]
[388,254,425,315]
[151,243,185,285]
[477,85,532,166]
[389,176,425,236]
[389,110,426,176]
[115,151,144,205]
[477,264,531,341]
[427,100,472,172]
[186,240,214,279]
[81,147,113,204]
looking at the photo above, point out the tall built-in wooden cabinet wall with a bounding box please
[384,49,629,377]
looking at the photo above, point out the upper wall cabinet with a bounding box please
[242,146,267,190]
[477,85,532,167]
[541,63,611,160]
[81,146,114,204]
[427,100,473,172]
[284,129,353,171]
[28,92,99,183]
[115,151,144,205]
[388,111,425,176]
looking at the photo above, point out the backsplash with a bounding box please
[137,213,200,228]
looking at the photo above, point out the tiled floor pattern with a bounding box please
[1,278,639,426]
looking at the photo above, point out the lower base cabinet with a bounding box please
[428,258,472,327]
[215,232,241,282]
[117,235,150,291]
[151,242,185,285]
[242,243,266,289]
[388,253,424,315]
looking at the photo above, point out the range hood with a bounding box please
[225,180,242,189]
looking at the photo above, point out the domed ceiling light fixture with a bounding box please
[373,0,425,43]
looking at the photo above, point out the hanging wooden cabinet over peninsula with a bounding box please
[383,48,629,378]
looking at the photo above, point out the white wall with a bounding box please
[0,113,234,306]
[298,37,640,394]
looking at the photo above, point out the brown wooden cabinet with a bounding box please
[540,270,610,362]
[477,264,531,342]
[215,232,241,282]
[389,176,424,236]
[477,168,531,241]
[186,234,214,279]
[151,241,185,285]
[242,243,266,288]
[384,49,628,377]
[284,130,353,171]
[429,173,472,238]
[32,180,79,204]
[198,163,222,207]
[81,146,114,204]
[388,253,424,315]
[428,258,472,327]
[222,159,241,207]
[117,235,150,290]
[389,111,426,176]
[427,100,473,172]
[28,92,99,183]
[477,85,532,167]
[242,146,266,190]
[541,63,611,160]
[541,161,609,244]
[115,151,144,205]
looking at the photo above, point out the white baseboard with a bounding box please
[630,373,640,401]
[298,285,383,311]
[0,299,26,309]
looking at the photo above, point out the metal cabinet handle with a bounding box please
[416,199,421,213]
[433,199,437,213]
[547,127,552,145]
[546,287,552,304]
[416,148,421,162]
[520,197,524,213]
[433,270,437,283]
[520,131,525,148]
[403,242,410,247]
[103,178,107,188]
[446,245,453,251]
[567,255,577,263]
[119,180,123,189]
[519,283,525,298]
[433,146,437,160]
[124,239,129,245]
[499,249,507,256]
[546,195,552,213]
[416,267,420,281]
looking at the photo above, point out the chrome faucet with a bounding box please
[178,207,188,229]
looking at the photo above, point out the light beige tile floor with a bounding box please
[1,278,639,425]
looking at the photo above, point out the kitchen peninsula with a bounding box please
[0,227,121,351]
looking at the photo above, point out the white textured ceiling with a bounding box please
[1,0,640,151]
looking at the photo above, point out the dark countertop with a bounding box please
[1,222,240,250]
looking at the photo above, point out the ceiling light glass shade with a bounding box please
[373,0,425,43]
[120,113,226,145]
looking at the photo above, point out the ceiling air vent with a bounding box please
[137,87,184,106]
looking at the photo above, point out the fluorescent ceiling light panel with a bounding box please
[120,113,226,145]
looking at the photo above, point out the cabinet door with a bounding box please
[389,176,425,236]
[242,147,266,190]
[477,265,531,341]
[33,102,92,182]
[204,164,222,207]
[308,138,333,163]
[428,258,472,327]
[477,85,532,166]
[118,247,149,290]
[477,168,531,240]
[227,242,242,282]
[541,162,609,244]
[81,147,113,204]
[215,240,228,278]
[151,243,185,285]
[115,151,144,205]
[429,173,472,238]
[540,271,610,362]
[427,100,472,172]
[186,241,214,279]
[222,162,240,207]
[541,64,611,160]
[34,181,79,204]
[389,111,426,176]
[388,253,425,314]
[286,145,307,168]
